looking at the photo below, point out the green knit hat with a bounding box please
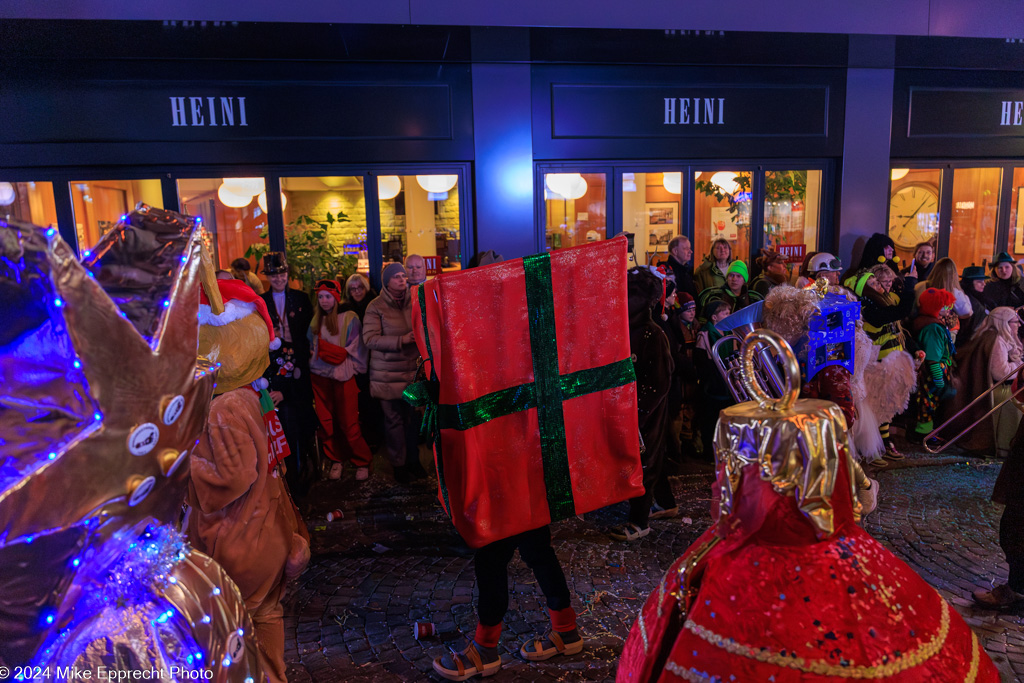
[726,260,748,282]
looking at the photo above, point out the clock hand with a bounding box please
[901,199,929,228]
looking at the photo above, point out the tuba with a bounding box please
[710,301,788,403]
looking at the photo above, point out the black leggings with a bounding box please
[474,525,571,627]
[1001,500,1024,592]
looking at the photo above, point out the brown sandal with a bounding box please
[432,641,501,681]
[519,630,584,661]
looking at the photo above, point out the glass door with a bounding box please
[176,177,269,279]
[888,168,942,265]
[70,178,164,253]
[0,181,58,230]
[762,169,822,267]
[621,171,683,267]
[542,171,608,252]
[377,174,463,276]
[693,170,752,265]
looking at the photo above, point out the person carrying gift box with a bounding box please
[308,278,373,481]
[403,239,644,680]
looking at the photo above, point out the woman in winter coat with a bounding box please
[959,265,990,346]
[611,267,674,542]
[363,262,428,484]
[693,238,733,295]
[950,307,1024,458]
[341,272,378,322]
[309,279,373,481]
[982,252,1024,312]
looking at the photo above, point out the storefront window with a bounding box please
[1010,168,1024,263]
[177,178,268,284]
[0,181,58,230]
[71,179,164,253]
[378,174,462,276]
[888,168,942,265]
[621,172,682,266]
[948,167,1001,270]
[544,172,606,251]
[279,176,368,288]
[694,171,751,265]
[763,170,821,266]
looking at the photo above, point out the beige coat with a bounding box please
[362,286,419,400]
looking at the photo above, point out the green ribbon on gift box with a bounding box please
[404,251,636,523]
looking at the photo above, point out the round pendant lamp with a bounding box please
[415,175,458,193]
[378,176,402,200]
[544,173,588,200]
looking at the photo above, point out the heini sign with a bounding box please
[170,96,248,127]
[664,97,725,125]
[1001,101,1024,127]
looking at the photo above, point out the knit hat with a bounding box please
[962,265,986,281]
[992,251,1015,267]
[679,292,696,311]
[726,260,749,282]
[315,278,342,304]
[381,262,407,286]
[918,287,956,318]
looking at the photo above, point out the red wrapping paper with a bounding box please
[412,237,643,548]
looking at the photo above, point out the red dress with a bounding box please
[617,444,999,682]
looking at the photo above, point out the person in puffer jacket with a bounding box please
[363,262,428,484]
[309,279,372,482]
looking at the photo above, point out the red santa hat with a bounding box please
[199,278,281,351]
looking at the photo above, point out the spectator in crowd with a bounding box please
[674,293,702,463]
[309,279,373,482]
[341,273,378,321]
[854,232,902,277]
[975,411,1024,608]
[901,241,936,281]
[982,252,1024,312]
[665,235,697,300]
[805,252,844,286]
[959,265,989,346]
[794,250,821,288]
[363,262,428,484]
[694,238,732,294]
[406,253,427,286]
[467,250,504,268]
[951,307,1024,458]
[750,249,789,297]
[694,299,734,461]
[261,252,318,497]
[916,257,972,344]
[698,260,762,318]
[907,287,958,444]
[215,269,234,280]
[231,256,265,294]
[611,267,673,542]
[862,261,919,458]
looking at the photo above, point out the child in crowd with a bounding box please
[908,287,957,444]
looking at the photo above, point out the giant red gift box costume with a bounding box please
[405,237,644,548]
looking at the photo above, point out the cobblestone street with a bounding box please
[283,447,1024,682]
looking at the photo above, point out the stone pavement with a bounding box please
[282,446,1024,682]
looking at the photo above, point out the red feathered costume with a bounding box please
[617,355,998,682]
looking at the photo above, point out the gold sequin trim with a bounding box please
[965,629,980,683]
[682,599,951,677]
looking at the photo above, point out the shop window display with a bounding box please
[378,174,462,276]
[71,179,164,253]
[694,171,751,265]
[177,177,268,285]
[1009,168,1024,262]
[621,172,683,267]
[762,170,821,266]
[544,172,607,251]
[888,168,942,265]
[948,167,1001,269]
[0,181,58,232]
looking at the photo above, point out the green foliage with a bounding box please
[244,212,357,294]
[694,171,807,215]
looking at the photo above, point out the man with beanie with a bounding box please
[260,252,317,497]
[697,259,762,319]
[363,262,428,484]
[908,287,957,444]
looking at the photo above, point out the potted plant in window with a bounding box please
[245,211,357,294]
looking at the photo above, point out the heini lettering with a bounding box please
[664,97,725,125]
[170,96,248,127]
[1000,101,1024,127]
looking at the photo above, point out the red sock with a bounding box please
[549,606,576,633]
[474,622,502,648]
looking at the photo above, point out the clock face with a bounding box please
[889,183,939,249]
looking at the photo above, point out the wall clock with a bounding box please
[889,183,939,249]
